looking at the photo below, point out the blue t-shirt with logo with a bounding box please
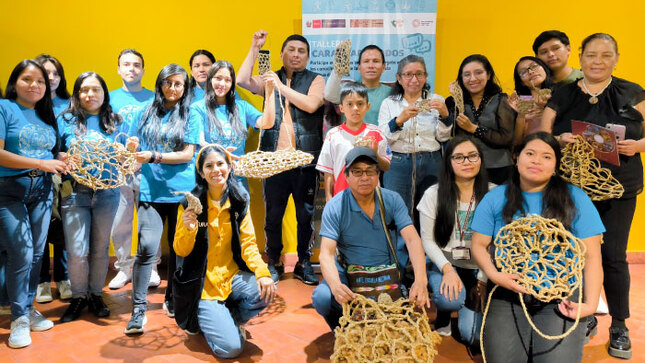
[191,86,205,105]
[189,99,261,157]
[52,96,69,118]
[109,88,155,132]
[129,103,200,203]
[0,99,57,177]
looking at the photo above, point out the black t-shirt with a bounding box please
[549,77,645,197]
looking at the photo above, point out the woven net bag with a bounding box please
[332,293,441,363]
[334,39,352,76]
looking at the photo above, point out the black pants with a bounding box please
[262,165,318,264]
[39,217,68,283]
[594,197,636,321]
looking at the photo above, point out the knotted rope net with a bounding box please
[332,293,441,363]
[234,83,314,179]
[449,80,464,114]
[560,135,624,201]
[258,51,271,76]
[66,132,137,190]
[480,215,586,362]
[173,191,203,215]
[333,39,352,76]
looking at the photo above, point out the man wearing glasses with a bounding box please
[311,147,429,330]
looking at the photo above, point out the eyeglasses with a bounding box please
[161,80,185,90]
[451,153,480,163]
[349,168,379,177]
[400,72,427,80]
[518,63,541,78]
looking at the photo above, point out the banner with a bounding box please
[302,0,437,88]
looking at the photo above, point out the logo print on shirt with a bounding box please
[19,124,55,159]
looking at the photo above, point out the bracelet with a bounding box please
[153,152,163,164]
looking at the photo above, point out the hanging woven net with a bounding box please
[258,50,271,76]
[480,215,587,362]
[66,132,137,190]
[560,135,624,201]
[449,80,464,114]
[332,293,441,363]
[333,39,352,76]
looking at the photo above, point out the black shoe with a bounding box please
[608,326,632,359]
[293,260,319,285]
[268,264,284,284]
[61,297,88,323]
[584,315,598,344]
[88,294,110,318]
[163,300,175,318]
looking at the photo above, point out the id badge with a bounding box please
[452,247,471,260]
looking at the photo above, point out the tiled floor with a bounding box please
[1,262,643,362]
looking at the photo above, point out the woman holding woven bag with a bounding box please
[470,132,603,362]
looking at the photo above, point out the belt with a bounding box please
[6,169,49,178]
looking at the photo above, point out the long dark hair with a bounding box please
[5,59,56,129]
[390,54,430,98]
[513,56,554,96]
[434,135,489,248]
[204,60,246,139]
[35,54,70,99]
[139,64,191,151]
[62,72,121,136]
[193,144,248,207]
[502,132,576,229]
[456,54,502,103]
[188,49,216,89]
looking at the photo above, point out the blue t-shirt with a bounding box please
[189,99,261,157]
[109,88,155,132]
[129,103,200,203]
[0,99,57,177]
[471,184,605,240]
[191,86,205,105]
[52,96,69,118]
[320,187,413,266]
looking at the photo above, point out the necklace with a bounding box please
[581,77,612,104]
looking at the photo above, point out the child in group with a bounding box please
[316,82,391,201]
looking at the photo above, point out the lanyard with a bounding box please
[455,194,475,246]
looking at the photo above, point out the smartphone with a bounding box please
[606,123,626,141]
[258,50,271,75]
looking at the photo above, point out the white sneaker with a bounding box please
[149,267,161,288]
[435,321,452,337]
[29,309,54,331]
[57,280,72,300]
[36,282,53,303]
[596,295,609,315]
[9,316,31,348]
[109,270,132,290]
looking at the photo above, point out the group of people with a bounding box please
[0,28,642,362]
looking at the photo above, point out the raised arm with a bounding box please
[237,30,268,95]
[255,75,276,129]
[324,69,342,104]
[263,72,325,114]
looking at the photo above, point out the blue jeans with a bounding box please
[132,202,178,308]
[61,183,119,297]
[428,263,482,345]
[198,271,268,358]
[384,151,441,217]
[312,261,348,331]
[0,251,8,305]
[0,174,53,319]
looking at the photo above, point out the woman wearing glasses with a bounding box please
[446,54,515,185]
[124,64,200,335]
[378,55,451,218]
[509,57,554,145]
[417,135,492,359]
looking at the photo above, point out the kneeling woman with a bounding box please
[471,132,603,362]
[174,144,275,358]
[417,135,492,355]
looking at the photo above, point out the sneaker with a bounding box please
[163,300,175,318]
[293,260,319,285]
[608,326,632,359]
[57,280,72,300]
[109,269,132,290]
[148,267,161,288]
[8,316,31,348]
[61,297,88,323]
[584,315,598,344]
[88,294,110,318]
[268,264,284,284]
[596,295,609,315]
[36,282,53,303]
[185,329,200,336]
[435,321,452,337]
[29,309,54,331]
[124,308,147,335]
